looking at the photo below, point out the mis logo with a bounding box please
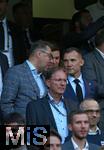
[0,125,50,147]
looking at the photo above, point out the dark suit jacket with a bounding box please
[64,78,96,105]
[0,61,47,119]
[7,20,27,64]
[26,95,77,130]
[0,52,9,124]
[0,52,9,78]
[62,139,100,150]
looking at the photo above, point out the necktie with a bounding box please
[74,79,83,103]
[0,22,4,51]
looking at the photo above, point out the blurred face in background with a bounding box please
[44,135,61,150]
[52,50,60,67]
[81,100,100,127]
[0,0,8,20]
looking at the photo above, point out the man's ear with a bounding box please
[45,79,50,88]
[68,124,72,131]
[80,58,84,66]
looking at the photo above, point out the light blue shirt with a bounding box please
[48,93,68,144]
[1,17,14,67]
[26,60,46,98]
[68,74,85,98]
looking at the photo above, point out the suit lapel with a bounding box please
[94,50,104,67]
[66,81,78,102]
[23,62,40,97]
[42,96,58,131]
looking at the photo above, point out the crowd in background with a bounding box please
[0,0,104,150]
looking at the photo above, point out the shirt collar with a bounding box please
[71,137,89,150]
[68,74,83,84]
[88,126,101,135]
[26,60,37,71]
[48,92,64,105]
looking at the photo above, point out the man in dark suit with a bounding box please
[26,67,77,144]
[0,40,53,119]
[62,110,100,150]
[0,0,27,66]
[82,29,104,130]
[0,52,9,96]
[63,47,96,106]
[0,52,9,124]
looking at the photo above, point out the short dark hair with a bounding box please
[49,129,62,142]
[69,109,87,124]
[95,29,104,47]
[71,9,90,27]
[3,112,25,125]
[64,47,82,58]
[43,66,67,80]
[29,40,52,55]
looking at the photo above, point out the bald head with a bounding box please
[80,99,100,111]
[80,99,100,128]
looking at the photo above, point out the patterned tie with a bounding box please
[74,79,83,103]
[0,22,4,51]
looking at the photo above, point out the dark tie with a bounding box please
[0,21,4,51]
[74,79,83,103]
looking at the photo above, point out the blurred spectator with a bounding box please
[87,0,104,21]
[0,0,26,66]
[44,129,62,150]
[0,52,9,98]
[3,112,27,150]
[63,9,104,55]
[80,99,104,146]
[82,29,104,130]
[12,2,41,56]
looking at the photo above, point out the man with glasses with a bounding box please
[0,40,53,120]
[80,99,104,146]
[26,67,77,144]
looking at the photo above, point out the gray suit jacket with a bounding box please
[82,50,104,130]
[82,50,104,107]
[62,140,100,150]
[0,61,47,119]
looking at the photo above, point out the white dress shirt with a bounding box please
[68,74,85,98]
[71,137,89,150]
[0,67,3,98]
[1,18,14,67]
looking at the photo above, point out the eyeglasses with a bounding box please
[41,50,53,59]
[85,109,100,114]
[51,78,67,83]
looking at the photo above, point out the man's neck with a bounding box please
[72,136,86,150]
[89,125,97,132]
[49,91,62,103]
